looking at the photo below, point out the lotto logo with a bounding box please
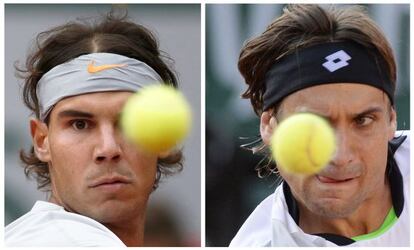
[322,50,351,72]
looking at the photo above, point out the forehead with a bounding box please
[51,91,133,116]
[279,83,390,115]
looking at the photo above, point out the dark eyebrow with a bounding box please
[57,109,94,119]
[292,106,384,122]
[353,107,384,118]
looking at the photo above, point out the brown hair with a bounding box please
[18,11,183,191]
[238,4,396,177]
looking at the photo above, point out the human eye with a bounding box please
[354,116,374,127]
[70,119,90,131]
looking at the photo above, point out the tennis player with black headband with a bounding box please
[230,4,409,247]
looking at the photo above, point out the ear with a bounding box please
[260,111,277,145]
[388,107,397,140]
[30,118,51,162]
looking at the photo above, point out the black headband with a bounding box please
[263,41,394,111]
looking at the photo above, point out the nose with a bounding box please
[94,125,122,164]
[330,128,356,168]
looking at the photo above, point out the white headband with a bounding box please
[37,53,163,121]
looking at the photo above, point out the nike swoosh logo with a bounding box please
[87,61,126,73]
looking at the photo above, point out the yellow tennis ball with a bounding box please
[121,84,191,154]
[270,113,336,175]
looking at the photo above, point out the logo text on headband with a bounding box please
[322,50,351,72]
[87,61,127,73]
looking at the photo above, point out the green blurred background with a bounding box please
[206,4,409,246]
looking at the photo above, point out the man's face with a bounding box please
[266,84,396,218]
[34,91,158,224]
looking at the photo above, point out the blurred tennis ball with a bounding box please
[270,113,336,175]
[121,84,191,154]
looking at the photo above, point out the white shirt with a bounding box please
[5,201,126,247]
[230,131,410,247]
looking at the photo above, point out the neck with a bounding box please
[298,179,392,238]
[104,215,146,247]
[48,195,147,246]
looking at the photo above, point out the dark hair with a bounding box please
[18,11,183,191]
[238,4,396,177]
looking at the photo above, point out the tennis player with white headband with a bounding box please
[6,12,184,247]
[37,52,163,121]
[230,4,409,247]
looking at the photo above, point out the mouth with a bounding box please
[316,175,356,184]
[89,176,131,189]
